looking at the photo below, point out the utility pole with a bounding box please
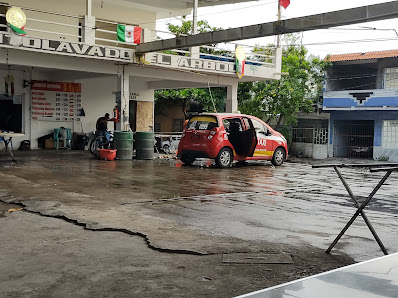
[191,0,199,59]
[277,1,281,47]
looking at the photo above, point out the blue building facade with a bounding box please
[323,51,398,161]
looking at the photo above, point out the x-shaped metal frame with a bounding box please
[312,163,398,255]
[326,166,392,255]
[0,137,16,162]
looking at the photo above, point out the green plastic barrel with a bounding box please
[113,131,133,160]
[135,131,154,160]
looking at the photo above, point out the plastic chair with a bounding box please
[54,128,71,150]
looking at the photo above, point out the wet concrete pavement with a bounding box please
[0,150,397,296]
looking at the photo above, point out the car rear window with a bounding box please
[187,116,218,130]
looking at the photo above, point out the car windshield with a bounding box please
[187,116,218,130]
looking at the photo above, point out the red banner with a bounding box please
[31,81,81,93]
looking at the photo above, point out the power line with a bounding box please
[302,37,398,47]
[137,0,278,27]
[95,0,277,29]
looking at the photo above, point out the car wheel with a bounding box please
[181,155,195,166]
[216,147,233,168]
[271,147,285,166]
[163,144,170,154]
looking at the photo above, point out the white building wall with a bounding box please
[374,146,398,162]
[79,76,118,135]
[9,0,157,30]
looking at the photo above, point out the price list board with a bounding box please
[31,81,82,121]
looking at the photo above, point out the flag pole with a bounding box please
[277,1,281,47]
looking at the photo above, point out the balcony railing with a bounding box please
[0,5,279,73]
[155,30,277,69]
[0,6,82,42]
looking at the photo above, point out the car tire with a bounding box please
[271,147,285,166]
[216,147,233,168]
[181,155,195,166]
[163,144,170,154]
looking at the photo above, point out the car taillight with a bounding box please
[208,128,217,140]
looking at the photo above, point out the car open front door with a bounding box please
[241,117,257,157]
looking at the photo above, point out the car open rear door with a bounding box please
[241,117,257,157]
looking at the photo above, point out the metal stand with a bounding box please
[313,163,398,255]
[0,136,16,162]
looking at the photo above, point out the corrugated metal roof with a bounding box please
[328,49,398,62]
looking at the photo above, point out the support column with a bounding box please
[190,0,200,59]
[83,0,95,45]
[117,67,130,131]
[226,83,238,113]
[86,0,92,17]
[82,16,96,45]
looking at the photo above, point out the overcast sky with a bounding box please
[156,0,398,58]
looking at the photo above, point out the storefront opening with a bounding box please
[0,95,22,133]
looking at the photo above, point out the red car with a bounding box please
[177,113,288,168]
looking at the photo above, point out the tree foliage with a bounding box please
[155,88,226,118]
[167,18,221,36]
[155,19,226,117]
[239,34,330,129]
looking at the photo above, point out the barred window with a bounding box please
[384,68,398,89]
[382,120,398,148]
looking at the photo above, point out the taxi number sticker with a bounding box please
[199,123,208,130]
[257,138,267,146]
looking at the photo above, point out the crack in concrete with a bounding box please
[0,198,205,256]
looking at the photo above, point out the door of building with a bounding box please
[333,120,374,158]
[129,100,137,131]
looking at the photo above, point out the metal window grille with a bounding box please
[382,120,398,148]
[292,128,328,145]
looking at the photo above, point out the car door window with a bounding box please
[251,119,268,136]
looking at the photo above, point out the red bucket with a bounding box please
[99,149,117,161]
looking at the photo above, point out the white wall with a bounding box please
[130,76,154,102]
[290,143,328,159]
[9,0,157,31]
[374,146,398,162]
[78,76,118,135]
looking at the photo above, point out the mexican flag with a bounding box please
[236,59,245,79]
[117,24,141,44]
[9,23,26,35]
[235,46,246,79]
[279,0,290,9]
